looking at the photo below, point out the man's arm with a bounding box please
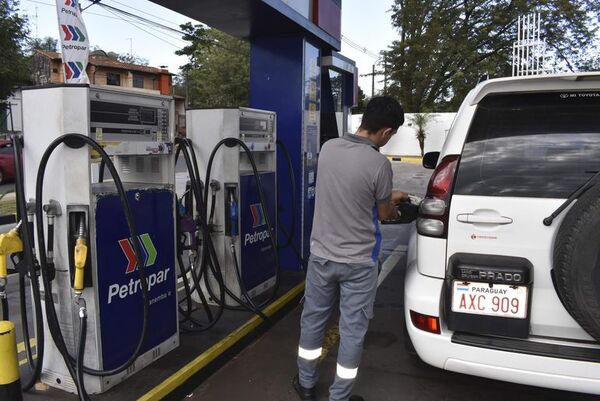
[377,198,399,221]
[378,191,410,220]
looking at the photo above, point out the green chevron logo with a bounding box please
[119,233,158,274]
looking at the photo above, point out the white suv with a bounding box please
[405,73,600,394]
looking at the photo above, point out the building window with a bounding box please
[133,74,144,88]
[107,72,120,86]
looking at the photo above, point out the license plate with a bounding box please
[451,281,528,319]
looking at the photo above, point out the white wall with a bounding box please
[350,112,456,157]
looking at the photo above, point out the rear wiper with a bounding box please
[543,170,600,226]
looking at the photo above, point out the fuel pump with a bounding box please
[20,84,178,396]
[183,108,279,309]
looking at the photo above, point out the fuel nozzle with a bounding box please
[73,218,88,295]
[0,221,24,296]
[226,186,239,237]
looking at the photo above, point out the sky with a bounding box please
[17,0,398,96]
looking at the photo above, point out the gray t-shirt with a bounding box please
[310,133,393,264]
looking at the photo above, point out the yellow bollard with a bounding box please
[0,321,22,401]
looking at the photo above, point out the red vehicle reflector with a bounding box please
[410,310,441,334]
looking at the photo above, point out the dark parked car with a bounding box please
[0,140,16,184]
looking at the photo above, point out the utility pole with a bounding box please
[383,51,388,95]
[360,62,385,98]
[371,65,375,97]
[126,38,133,56]
[35,6,39,38]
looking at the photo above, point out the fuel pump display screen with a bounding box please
[240,117,271,133]
[90,100,170,140]
[91,101,158,126]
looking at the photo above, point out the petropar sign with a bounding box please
[55,0,90,83]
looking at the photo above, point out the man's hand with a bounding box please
[391,191,409,205]
[377,199,400,221]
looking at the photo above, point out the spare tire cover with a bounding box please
[554,183,600,342]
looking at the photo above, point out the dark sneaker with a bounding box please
[292,374,316,400]
[349,396,365,401]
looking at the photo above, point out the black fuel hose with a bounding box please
[76,303,90,401]
[35,134,148,384]
[17,271,36,369]
[0,297,7,320]
[203,138,281,310]
[275,140,306,268]
[175,139,218,326]
[275,140,296,250]
[12,134,45,391]
[174,138,226,331]
[176,138,269,320]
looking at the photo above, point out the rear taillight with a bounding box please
[417,155,460,238]
[410,310,441,334]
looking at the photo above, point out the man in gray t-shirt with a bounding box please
[293,97,408,401]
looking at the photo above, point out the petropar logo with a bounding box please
[64,61,84,80]
[245,203,270,246]
[61,24,86,42]
[65,0,79,7]
[108,233,170,305]
[118,233,158,274]
[249,203,266,228]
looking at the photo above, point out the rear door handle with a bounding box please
[457,214,513,225]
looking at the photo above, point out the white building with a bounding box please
[350,112,456,157]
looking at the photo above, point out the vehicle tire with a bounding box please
[0,168,5,185]
[553,182,600,342]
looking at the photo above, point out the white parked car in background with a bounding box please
[405,73,600,394]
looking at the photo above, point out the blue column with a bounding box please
[250,36,321,271]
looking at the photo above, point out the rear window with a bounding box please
[454,91,600,198]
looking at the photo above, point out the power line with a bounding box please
[96,3,187,44]
[23,0,128,22]
[97,3,183,49]
[95,2,186,36]
[23,0,186,48]
[98,0,190,29]
[341,34,380,59]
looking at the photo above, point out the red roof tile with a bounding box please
[35,50,170,75]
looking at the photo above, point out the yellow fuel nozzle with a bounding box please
[0,227,24,281]
[73,222,88,294]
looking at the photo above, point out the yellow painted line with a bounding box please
[138,282,306,401]
[320,325,340,361]
[17,338,36,354]
[387,156,423,164]
[19,354,37,367]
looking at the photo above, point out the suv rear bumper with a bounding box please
[404,261,600,395]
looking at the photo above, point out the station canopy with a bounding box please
[149,0,341,50]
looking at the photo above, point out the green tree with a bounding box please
[116,53,149,66]
[351,87,367,114]
[409,113,435,157]
[29,36,58,53]
[0,0,29,100]
[176,23,249,108]
[388,1,600,112]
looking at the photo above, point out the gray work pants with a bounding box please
[297,254,378,401]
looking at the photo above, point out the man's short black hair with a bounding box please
[359,96,404,133]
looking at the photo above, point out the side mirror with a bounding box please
[423,152,440,169]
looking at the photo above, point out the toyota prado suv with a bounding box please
[405,73,600,394]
